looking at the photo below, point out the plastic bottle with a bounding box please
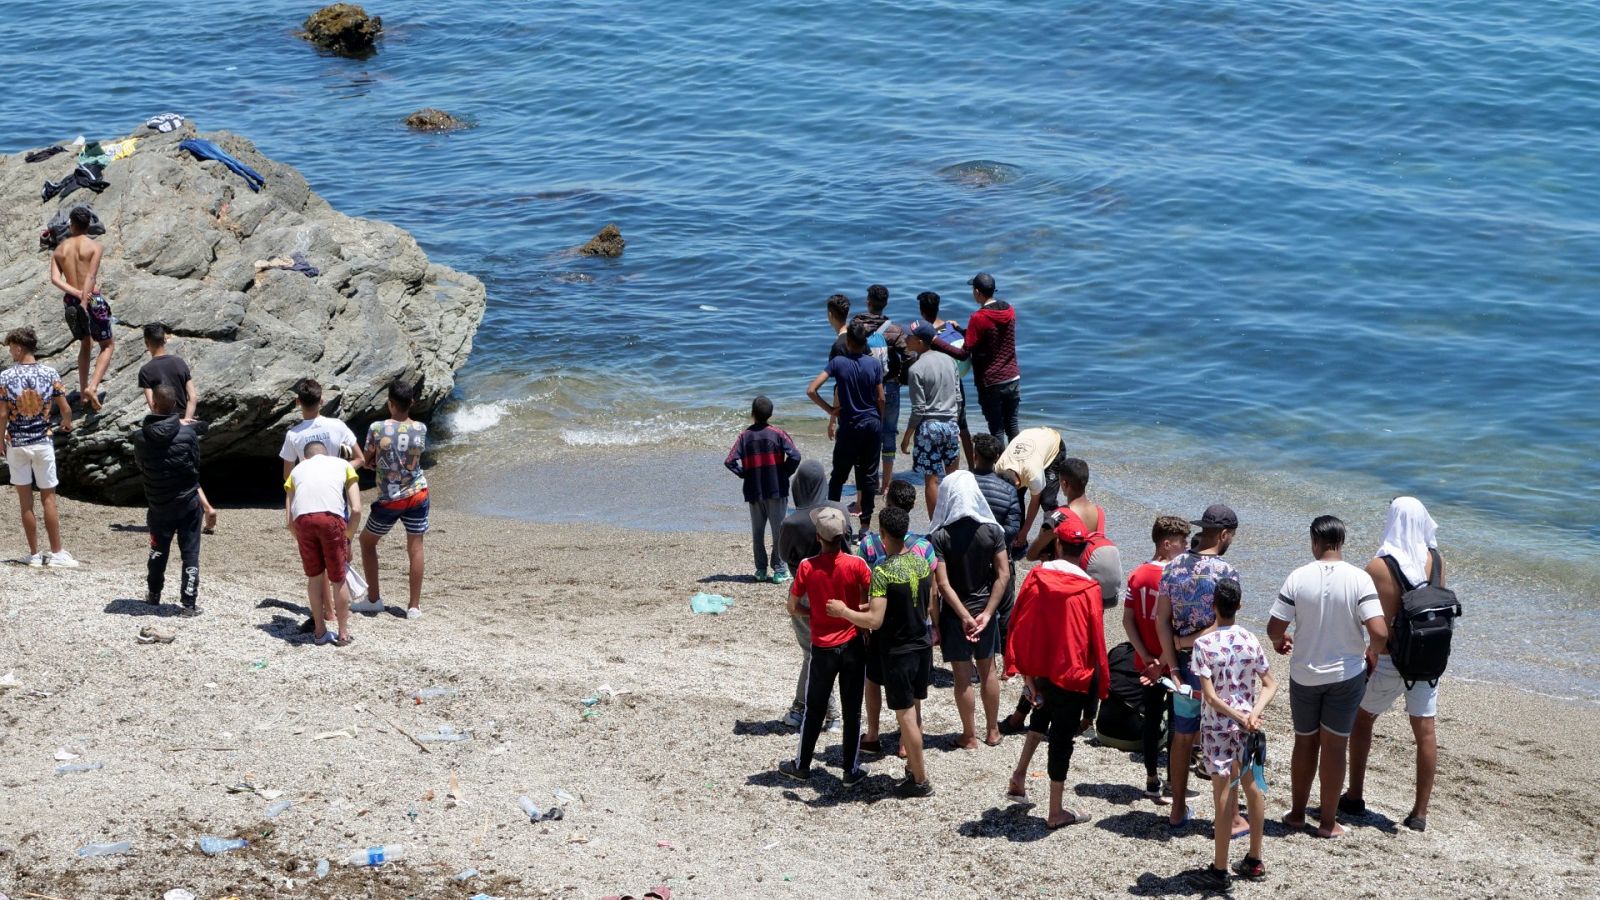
[76,841,131,858]
[198,836,247,856]
[266,800,293,818]
[55,762,103,775]
[453,867,479,882]
[415,725,470,743]
[315,858,330,878]
[345,844,405,866]
[413,687,457,700]
[516,796,540,821]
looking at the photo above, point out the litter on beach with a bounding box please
[689,593,735,615]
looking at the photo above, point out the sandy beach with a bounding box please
[0,463,1596,900]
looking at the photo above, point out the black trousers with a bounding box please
[828,423,880,527]
[1143,682,1170,778]
[977,379,1021,443]
[797,634,865,774]
[148,496,202,607]
[1038,680,1092,783]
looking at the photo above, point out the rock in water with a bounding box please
[578,224,625,257]
[302,3,382,56]
[0,125,486,502]
[404,108,469,133]
[936,160,1024,188]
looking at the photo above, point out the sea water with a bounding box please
[3,0,1597,698]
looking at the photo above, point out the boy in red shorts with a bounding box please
[285,441,362,646]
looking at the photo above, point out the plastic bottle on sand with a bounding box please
[76,841,132,858]
[345,844,405,866]
[198,836,247,856]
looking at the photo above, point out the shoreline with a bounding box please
[0,487,1597,897]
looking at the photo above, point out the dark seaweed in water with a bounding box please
[937,160,1024,188]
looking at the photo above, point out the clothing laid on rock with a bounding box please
[178,138,265,191]
[145,113,185,133]
[77,142,112,167]
[40,205,105,250]
[255,252,320,277]
[25,146,68,163]
[41,163,108,202]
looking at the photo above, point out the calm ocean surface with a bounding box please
[4,1,1598,696]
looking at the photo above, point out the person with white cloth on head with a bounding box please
[1341,497,1446,833]
[927,470,1011,749]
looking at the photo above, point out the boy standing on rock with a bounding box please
[48,206,113,412]
[0,327,77,567]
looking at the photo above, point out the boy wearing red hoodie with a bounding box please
[1003,516,1111,828]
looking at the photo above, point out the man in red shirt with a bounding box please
[779,506,872,785]
[931,272,1020,442]
[1122,515,1192,803]
[1003,517,1111,828]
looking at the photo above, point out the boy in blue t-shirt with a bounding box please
[805,321,885,532]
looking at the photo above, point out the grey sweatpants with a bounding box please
[791,614,839,717]
[748,497,787,573]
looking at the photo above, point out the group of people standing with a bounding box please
[0,206,432,646]
[725,275,1452,890]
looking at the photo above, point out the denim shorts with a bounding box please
[1172,650,1204,735]
[366,495,430,536]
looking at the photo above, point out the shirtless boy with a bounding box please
[48,207,114,411]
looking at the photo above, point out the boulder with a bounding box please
[403,108,470,133]
[302,3,382,56]
[577,223,625,257]
[0,124,486,503]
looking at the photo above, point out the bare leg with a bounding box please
[959,426,974,470]
[1010,730,1043,797]
[1287,731,1319,827]
[923,474,938,520]
[85,338,113,410]
[976,656,1001,744]
[1212,767,1236,871]
[332,578,352,639]
[1243,767,1266,862]
[1317,730,1350,837]
[405,532,424,611]
[1410,715,1437,820]
[897,707,927,784]
[39,489,63,554]
[1345,709,1377,803]
[198,487,217,532]
[360,529,382,604]
[864,679,882,742]
[14,486,38,555]
[75,338,90,395]
[952,660,978,749]
[306,572,328,638]
[1048,778,1069,827]
[1170,731,1197,825]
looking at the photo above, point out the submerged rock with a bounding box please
[404,108,470,133]
[302,3,383,56]
[577,224,625,257]
[937,160,1024,188]
[0,123,486,502]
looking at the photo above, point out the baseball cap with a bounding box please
[908,319,937,342]
[1053,509,1090,544]
[968,272,996,296]
[1191,503,1239,530]
[811,506,848,542]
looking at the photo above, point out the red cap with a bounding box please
[1053,509,1089,544]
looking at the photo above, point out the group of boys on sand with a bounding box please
[1,208,433,646]
[727,274,1448,889]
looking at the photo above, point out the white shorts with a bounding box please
[1359,655,1437,719]
[6,442,59,490]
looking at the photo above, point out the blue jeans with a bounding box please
[978,379,1021,443]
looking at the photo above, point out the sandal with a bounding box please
[1046,809,1089,829]
[335,632,356,647]
[859,738,884,755]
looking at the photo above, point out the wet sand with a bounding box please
[0,476,1597,898]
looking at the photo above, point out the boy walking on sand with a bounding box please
[361,378,430,619]
[1192,579,1277,889]
[828,506,937,797]
[780,507,871,785]
[0,327,77,566]
[48,206,112,411]
[286,441,363,646]
[725,395,801,583]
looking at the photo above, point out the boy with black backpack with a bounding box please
[1342,497,1460,833]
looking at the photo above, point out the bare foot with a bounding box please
[1007,773,1027,800]
[84,389,102,412]
[1316,822,1346,839]
[1282,811,1306,830]
[955,735,979,751]
[203,509,218,533]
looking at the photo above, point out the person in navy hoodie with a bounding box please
[726,395,803,583]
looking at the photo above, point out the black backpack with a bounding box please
[1381,550,1462,688]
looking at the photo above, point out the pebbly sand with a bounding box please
[0,467,1598,899]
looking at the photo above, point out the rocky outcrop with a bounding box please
[0,122,486,503]
[302,4,383,57]
[403,108,470,133]
[578,223,625,257]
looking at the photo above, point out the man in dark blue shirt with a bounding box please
[807,321,885,531]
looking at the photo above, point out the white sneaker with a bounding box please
[349,600,385,613]
[824,718,842,733]
[406,607,423,620]
[782,709,804,728]
[46,550,80,568]
[22,553,44,567]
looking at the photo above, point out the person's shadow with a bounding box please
[955,805,1053,843]
[698,574,767,585]
[732,718,794,738]
[103,598,177,617]
[255,597,314,644]
[1128,869,1233,898]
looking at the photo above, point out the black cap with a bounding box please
[968,272,996,297]
[1191,504,1238,530]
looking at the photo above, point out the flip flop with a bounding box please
[859,739,884,755]
[644,889,672,900]
[981,736,1003,747]
[1167,807,1191,830]
[1047,810,1089,829]
[1231,822,1252,841]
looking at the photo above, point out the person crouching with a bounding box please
[285,441,362,646]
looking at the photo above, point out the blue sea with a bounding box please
[4,0,1598,698]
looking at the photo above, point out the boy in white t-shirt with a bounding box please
[280,378,364,476]
[1267,515,1387,839]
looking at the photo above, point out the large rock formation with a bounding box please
[0,122,486,503]
[302,4,383,57]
